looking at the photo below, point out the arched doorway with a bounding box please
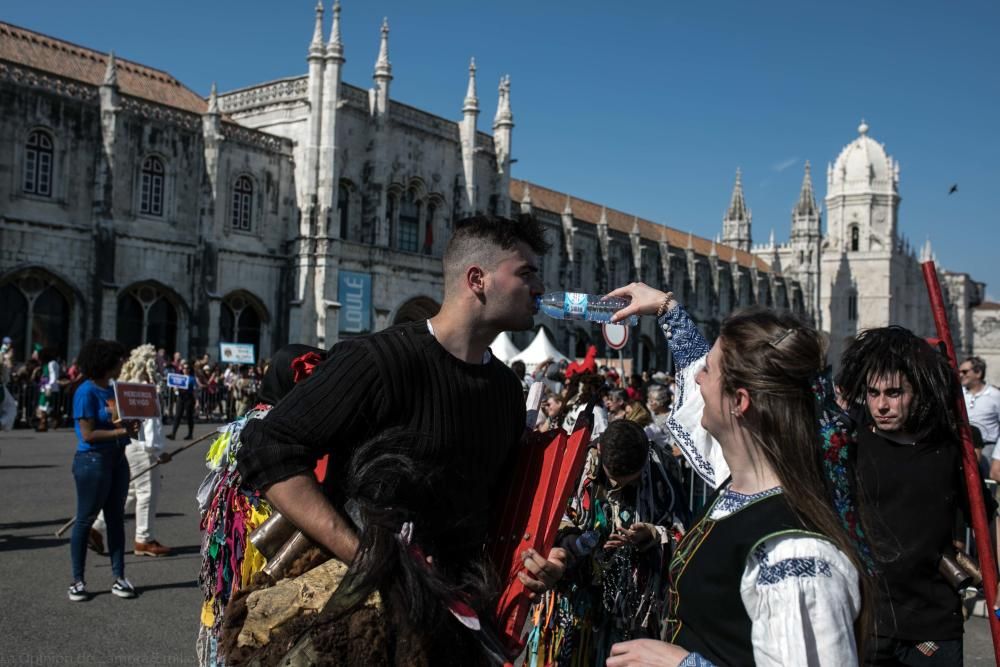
[393,296,440,325]
[220,291,269,353]
[116,282,183,354]
[0,267,73,361]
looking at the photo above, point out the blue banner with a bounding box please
[338,270,372,334]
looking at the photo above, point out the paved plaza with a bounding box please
[0,426,996,665]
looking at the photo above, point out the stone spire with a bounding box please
[920,238,933,263]
[519,183,532,214]
[492,74,513,216]
[459,57,480,214]
[793,161,818,218]
[560,195,575,256]
[463,58,479,113]
[374,17,392,80]
[727,168,750,221]
[207,81,219,114]
[597,206,610,268]
[721,168,752,252]
[103,51,118,87]
[630,217,643,280]
[327,0,344,62]
[309,1,325,58]
[494,75,512,126]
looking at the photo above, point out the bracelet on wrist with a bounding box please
[655,291,675,318]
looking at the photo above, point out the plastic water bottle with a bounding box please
[537,292,639,327]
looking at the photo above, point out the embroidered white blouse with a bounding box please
[661,307,861,667]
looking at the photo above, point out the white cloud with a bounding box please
[772,157,799,173]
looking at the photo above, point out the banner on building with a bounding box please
[338,271,372,334]
[220,342,256,364]
[112,382,161,420]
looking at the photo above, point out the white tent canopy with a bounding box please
[489,331,522,363]
[510,328,569,366]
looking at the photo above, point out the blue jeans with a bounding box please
[70,447,129,582]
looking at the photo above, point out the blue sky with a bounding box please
[8,1,999,297]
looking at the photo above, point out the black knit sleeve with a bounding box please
[236,338,383,490]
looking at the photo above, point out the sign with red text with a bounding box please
[112,382,161,420]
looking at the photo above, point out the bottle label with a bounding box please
[564,292,588,317]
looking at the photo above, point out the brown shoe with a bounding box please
[87,528,104,555]
[134,540,172,557]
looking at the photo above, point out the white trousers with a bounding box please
[94,441,161,543]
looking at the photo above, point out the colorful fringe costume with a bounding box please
[525,445,682,667]
[196,404,274,667]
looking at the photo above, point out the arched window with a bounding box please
[398,190,420,252]
[232,175,253,231]
[24,129,54,196]
[219,292,265,353]
[850,225,860,252]
[116,284,179,353]
[423,202,436,255]
[338,183,350,239]
[0,270,71,361]
[140,156,165,216]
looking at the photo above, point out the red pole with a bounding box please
[922,261,1000,663]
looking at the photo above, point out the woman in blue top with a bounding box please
[68,339,138,602]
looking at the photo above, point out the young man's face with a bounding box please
[484,241,544,332]
[866,373,915,433]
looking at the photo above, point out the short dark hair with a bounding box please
[599,420,649,477]
[442,214,550,288]
[837,326,959,435]
[77,339,127,380]
[964,356,987,379]
[510,360,526,378]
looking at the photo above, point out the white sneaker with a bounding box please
[111,577,137,599]
[68,581,88,602]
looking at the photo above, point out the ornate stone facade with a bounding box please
[731,121,986,366]
[2,10,796,369]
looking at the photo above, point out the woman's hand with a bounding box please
[607,639,690,667]
[605,283,677,323]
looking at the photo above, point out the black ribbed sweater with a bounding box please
[237,320,525,562]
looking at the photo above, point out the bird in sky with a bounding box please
[948,184,958,195]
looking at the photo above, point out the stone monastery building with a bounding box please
[0,6,992,373]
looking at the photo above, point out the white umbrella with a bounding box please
[489,331,522,363]
[511,328,569,366]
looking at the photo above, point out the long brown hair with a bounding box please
[716,308,873,654]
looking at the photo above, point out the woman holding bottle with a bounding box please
[601,283,872,667]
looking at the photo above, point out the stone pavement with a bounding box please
[0,426,996,665]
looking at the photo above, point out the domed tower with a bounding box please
[825,120,900,253]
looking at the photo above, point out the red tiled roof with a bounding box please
[975,301,1000,311]
[0,22,206,114]
[511,179,771,272]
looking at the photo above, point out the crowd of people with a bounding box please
[10,212,998,665]
[0,339,268,432]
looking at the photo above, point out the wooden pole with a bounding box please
[54,428,218,538]
[922,260,1000,664]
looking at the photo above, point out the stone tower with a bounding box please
[721,168,752,252]
[789,161,822,326]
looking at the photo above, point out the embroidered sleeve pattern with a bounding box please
[741,534,861,667]
[752,543,833,585]
[659,305,710,371]
[678,652,718,667]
